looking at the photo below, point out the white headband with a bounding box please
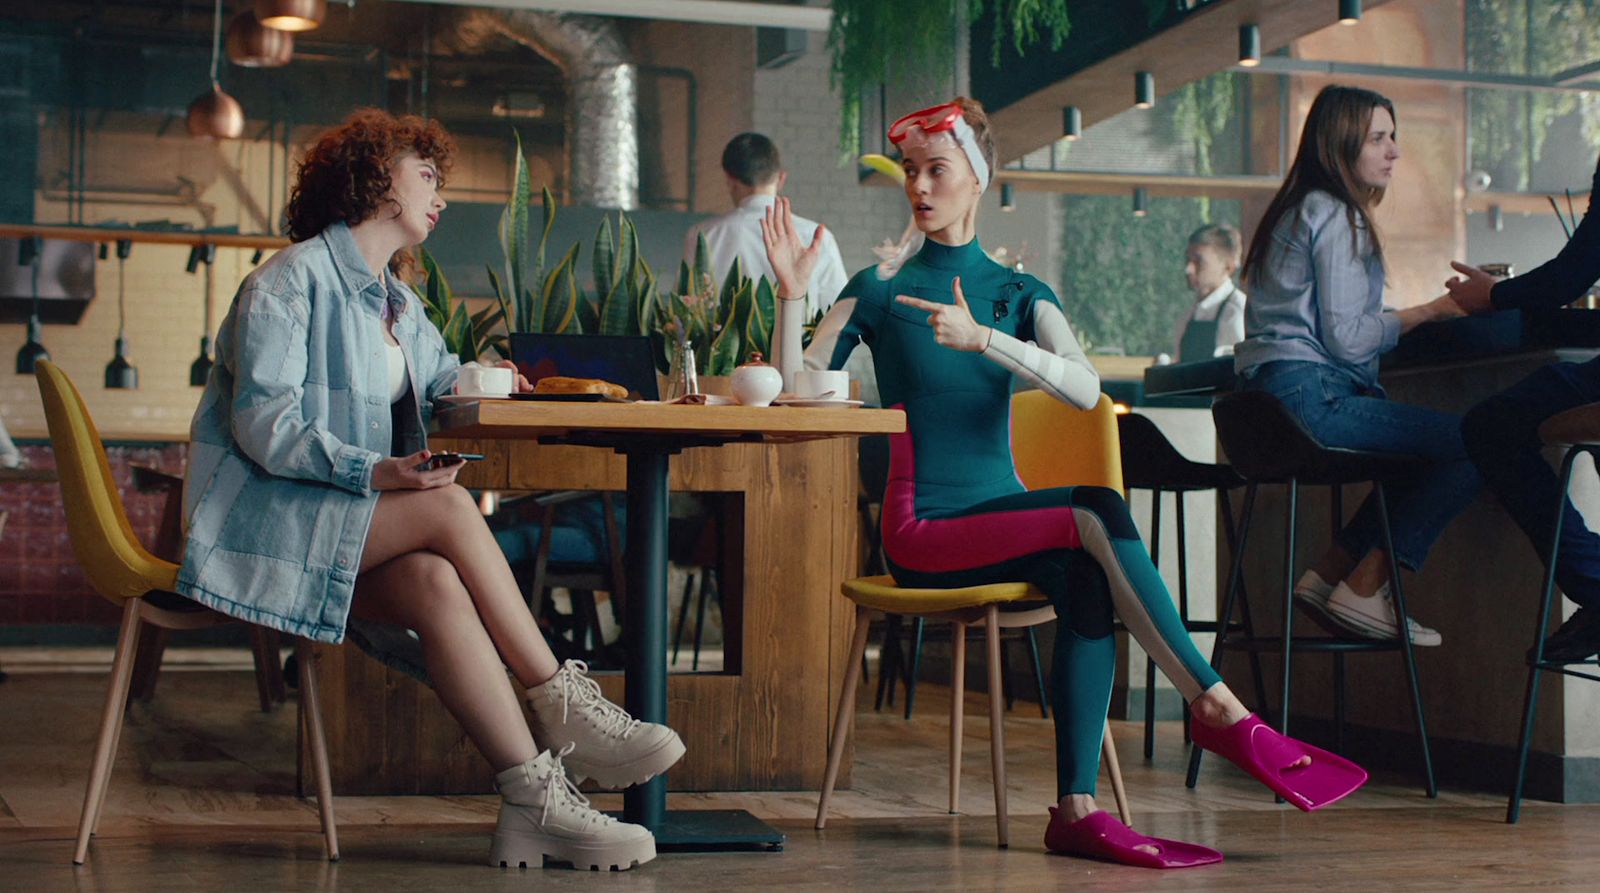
[897,116,991,193]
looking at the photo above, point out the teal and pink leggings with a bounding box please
[884,483,1223,798]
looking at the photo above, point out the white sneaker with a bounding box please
[526,660,686,789]
[1293,570,1346,632]
[1324,582,1442,647]
[1294,570,1336,610]
[490,745,657,871]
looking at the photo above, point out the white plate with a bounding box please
[772,397,864,408]
[437,393,512,405]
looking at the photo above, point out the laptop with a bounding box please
[508,332,661,401]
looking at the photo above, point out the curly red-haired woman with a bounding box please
[179,108,679,871]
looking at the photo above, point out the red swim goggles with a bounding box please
[885,102,991,190]
[887,102,965,145]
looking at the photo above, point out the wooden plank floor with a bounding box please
[1,656,1596,891]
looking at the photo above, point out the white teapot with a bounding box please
[730,352,783,407]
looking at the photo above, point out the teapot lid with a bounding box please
[739,351,771,367]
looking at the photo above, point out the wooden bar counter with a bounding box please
[311,412,887,796]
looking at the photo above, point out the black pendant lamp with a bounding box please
[15,236,48,375]
[190,244,218,387]
[104,240,137,389]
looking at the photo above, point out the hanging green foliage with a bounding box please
[828,0,1075,156]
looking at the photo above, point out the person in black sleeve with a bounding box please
[1450,153,1600,662]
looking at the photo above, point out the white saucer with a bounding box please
[438,393,512,405]
[772,397,864,408]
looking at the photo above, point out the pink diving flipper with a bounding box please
[1044,808,1223,870]
[1191,713,1368,811]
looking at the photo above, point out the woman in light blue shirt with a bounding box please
[1234,86,1477,646]
[179,109,679,871]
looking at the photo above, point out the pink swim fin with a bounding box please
[1191,713,1368,811]
[1044,808,1223,870]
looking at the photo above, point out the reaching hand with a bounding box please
[370,450,465,491]
[1431,292,1468,321]
[760,196,826,301]
[893,276,993,353]
[491,358,533,393]
[1443,260,1499,315]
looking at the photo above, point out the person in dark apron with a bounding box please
[1174,223,1247,363]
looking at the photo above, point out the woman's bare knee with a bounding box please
[355,551,473,630]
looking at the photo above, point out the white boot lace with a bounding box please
[540,743,616,830]
[556,660,642,740]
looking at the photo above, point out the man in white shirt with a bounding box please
[1172,223,1247,362]
[684,133,847,321]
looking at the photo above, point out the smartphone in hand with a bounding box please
[416,452,485,471]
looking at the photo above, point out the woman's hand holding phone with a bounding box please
[371,450,479,491]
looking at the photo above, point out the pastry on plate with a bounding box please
[533,376,629,400]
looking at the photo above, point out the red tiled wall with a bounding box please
[0,442,186,625]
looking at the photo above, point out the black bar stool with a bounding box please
[1508,404,1600,823]
[1117,412,1268,758]
[1186,390,1437,798]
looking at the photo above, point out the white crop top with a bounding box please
[384,340,409,403]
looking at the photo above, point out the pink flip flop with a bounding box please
[1191,713,1368,811]
[1044,808,1223,870]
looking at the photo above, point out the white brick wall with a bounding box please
[752,49,908,275]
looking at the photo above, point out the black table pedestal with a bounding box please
[565,435,783,852]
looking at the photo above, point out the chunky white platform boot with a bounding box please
[489,745,656,871]
[526,660,686,788]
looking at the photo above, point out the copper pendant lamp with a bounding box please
[256,0,326,32]
[187,0,245,139]
[227,10,293,68]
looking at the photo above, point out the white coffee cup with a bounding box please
[455,362,514,397]
[794,369,849,401]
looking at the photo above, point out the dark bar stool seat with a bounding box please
[1508,403,1600,822]
[1186,390,1437,798]
[1117,412,1267,758]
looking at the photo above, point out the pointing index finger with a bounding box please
[895,294,941,312]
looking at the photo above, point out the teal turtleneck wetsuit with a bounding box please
[777,238,1222,796]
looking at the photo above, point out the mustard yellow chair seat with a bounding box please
[36,361,338,864]
[841,575,1044,615]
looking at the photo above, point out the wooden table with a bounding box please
[435,398,904,848]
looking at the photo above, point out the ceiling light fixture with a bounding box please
[1239,24,1261,67]
[1135,71,1155,109]
[256,0,326,32]
[188,0,245,139]
[1063,105,1082,140]
[227,10,294,68]
[104,240,137,390]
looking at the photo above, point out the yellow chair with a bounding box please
[35,361,338,864]
[817,392,1130,847]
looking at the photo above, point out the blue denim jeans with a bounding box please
[1242,361,1481,570]
[1462,357,1600,610]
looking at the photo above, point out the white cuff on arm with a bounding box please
[980,302,1101,410]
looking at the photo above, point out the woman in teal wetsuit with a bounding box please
[763,98,1368,869]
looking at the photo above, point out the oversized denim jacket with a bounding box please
[177,222,459,642]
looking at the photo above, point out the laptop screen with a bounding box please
[508,332,661,401]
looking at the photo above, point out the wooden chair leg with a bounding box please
[818,606,874,830]
[984,607,1009,848]
[126,625,167,704]
[949,619,966,815]
[1102,719,1132,825]
[296,641,339,861]
[75,599,142,864]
